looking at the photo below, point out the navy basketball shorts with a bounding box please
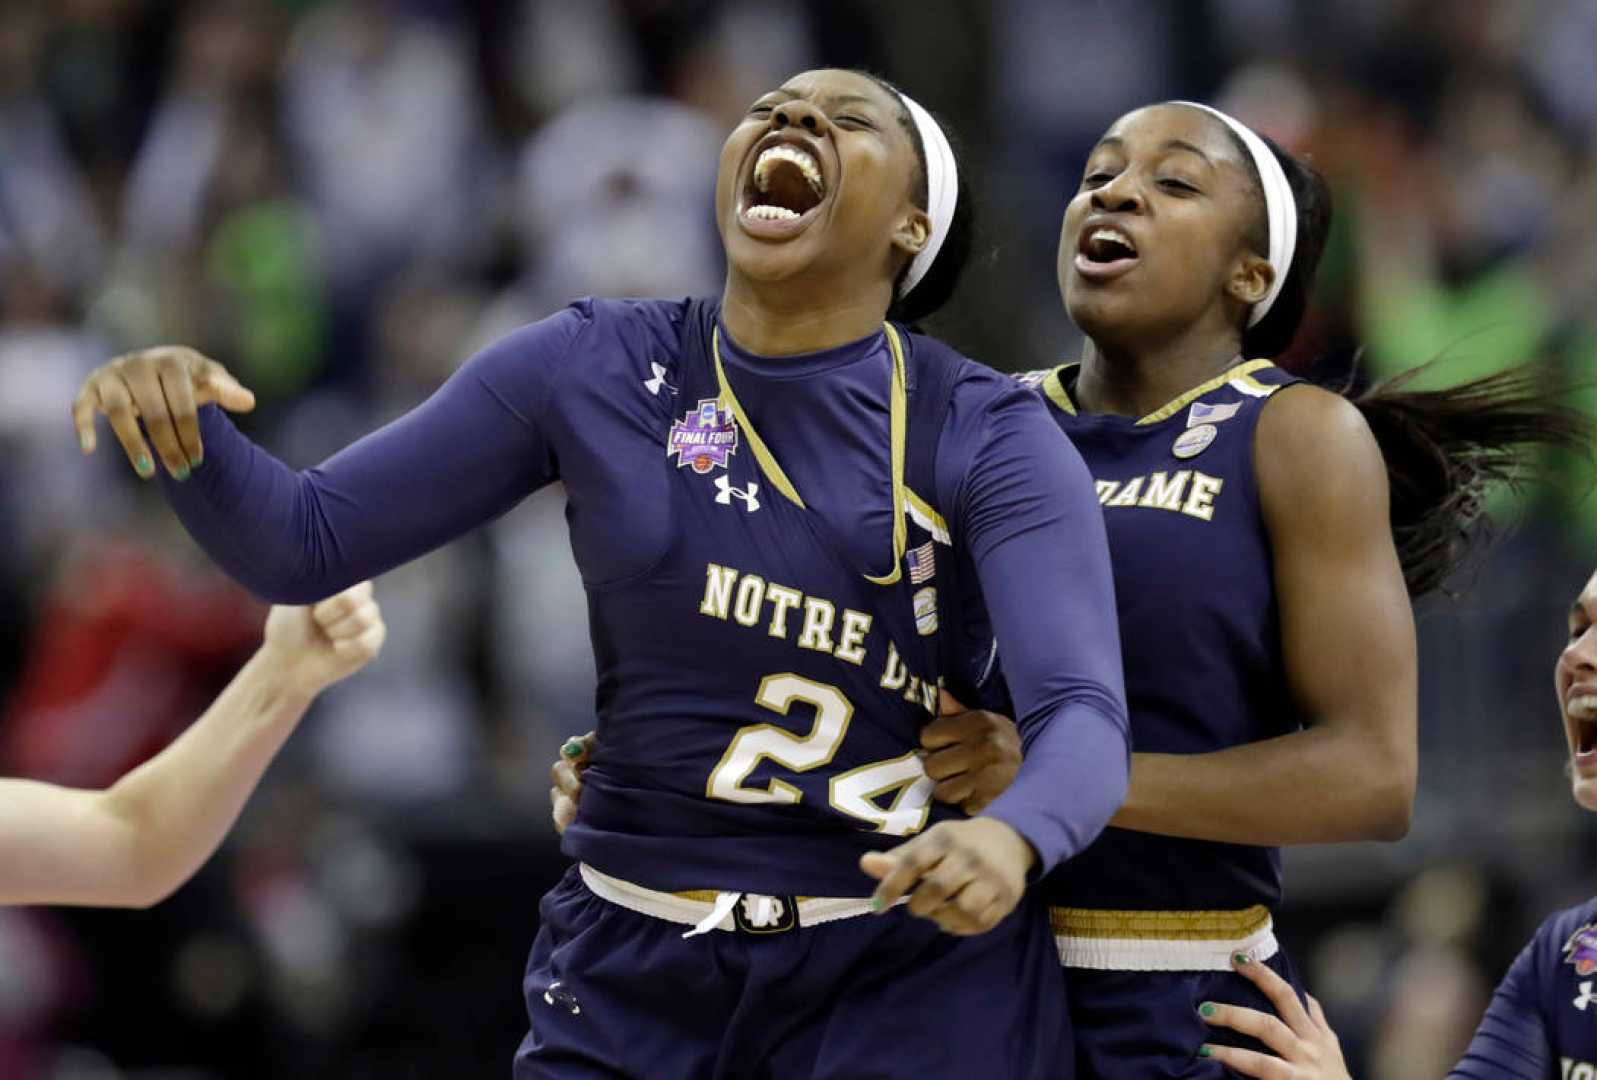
[514,864,1072,1079]
[1067,950,1307,1078]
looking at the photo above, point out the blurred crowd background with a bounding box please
[0,0,1592,1076]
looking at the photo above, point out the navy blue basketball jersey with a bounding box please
[547,300,1123,897]
[562,302,971,895]
[1451,895,1597,1079]
[160,294,1127,902]
[1019,359,1304,912]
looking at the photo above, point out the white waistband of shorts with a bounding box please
[1051,905,1279,972]
[577,863,896,935]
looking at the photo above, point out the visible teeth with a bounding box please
[1090,227,1135,253]
[755,145,824,195]
[1570,695,1597,720]
[746,204,800,221]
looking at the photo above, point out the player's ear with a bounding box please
[1227,252,1272,309]
[892,207,931,261]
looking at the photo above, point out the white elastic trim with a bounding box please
[1172,101,1298,328]
[577,864,899,937]
[1056,920,1279,972]
[897,93,957,299]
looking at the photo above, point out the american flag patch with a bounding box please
[907,541,936,584]
[1188,400,1242,426]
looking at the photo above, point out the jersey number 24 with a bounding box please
[706,673,935,836]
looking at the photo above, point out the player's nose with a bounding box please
[772,99,831,138]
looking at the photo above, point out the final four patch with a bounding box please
[669,398,738,474]
[1564,923,1597,976]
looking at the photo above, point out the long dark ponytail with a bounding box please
[1217,117,1594,598]
[1351,363,1593,598]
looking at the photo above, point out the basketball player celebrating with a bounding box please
[0,583,384,907]
[1199,565,1597,1078]
[549,95,1587,1075]
[71,70,1129,1078]
[1032,99,1587,1075]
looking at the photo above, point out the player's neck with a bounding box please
[719,273,891,357]
[1076,328,1245,419]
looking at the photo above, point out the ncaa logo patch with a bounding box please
[1565,923,1597,976]
[1172,423,1218,460]
[913,586,939,636]
[668,398,738,474]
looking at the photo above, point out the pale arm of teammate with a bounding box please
[0,584,385,908]
[1111,386,1417,844]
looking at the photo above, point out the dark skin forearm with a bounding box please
[1112,728,1411,845]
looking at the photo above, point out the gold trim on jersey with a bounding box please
[674,888,816,903]
[1049,904,1272,941]
[905,487,950,545]
[712,324,909,586]
[1041,366,1078,415]
[1136,359,1275,425]
[1228,369,1280,399]
[1035,359,1278,426]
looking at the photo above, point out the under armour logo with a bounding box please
[644,362,676,396]
[1577,981,1597,1011]
[543,980,581,1015]
[714,475,760,511]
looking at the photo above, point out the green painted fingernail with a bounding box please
[79,433,91,451]
[136,454,153,475]
[174,465,191,482]
[561,739,584,758]
[190,454,203,469]
[1199,1002,1216,1018]
[1234,952,1251,966]
[870,897,884,912]
[1197,1046,1213,1059]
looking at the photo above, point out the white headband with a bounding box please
[1172,101,1298,327]
[898,93,958,299]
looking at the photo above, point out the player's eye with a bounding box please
[1082,172,1114,188]
[834,114,873,130]
[1159,178,1198,194]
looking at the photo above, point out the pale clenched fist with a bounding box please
[261,582,386,696]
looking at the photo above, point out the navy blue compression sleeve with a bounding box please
[157,309,585,602]
[941,381,1130,876]
[1448,934,1551,1079]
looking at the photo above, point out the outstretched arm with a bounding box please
[1111,386,1418,844]
[71,309,588,603]
[0,584,385,908]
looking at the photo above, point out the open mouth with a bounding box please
[1569,693,1597,765]
[739,139,827,236]
[1073,223,1140,281]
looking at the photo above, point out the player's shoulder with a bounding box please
[1530,895,1597,973]
[1255,375,1367,444]
[900,332,1045,413]
[567,296,693,359]
[485,296,692,392]
[1253,374,1385,500]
